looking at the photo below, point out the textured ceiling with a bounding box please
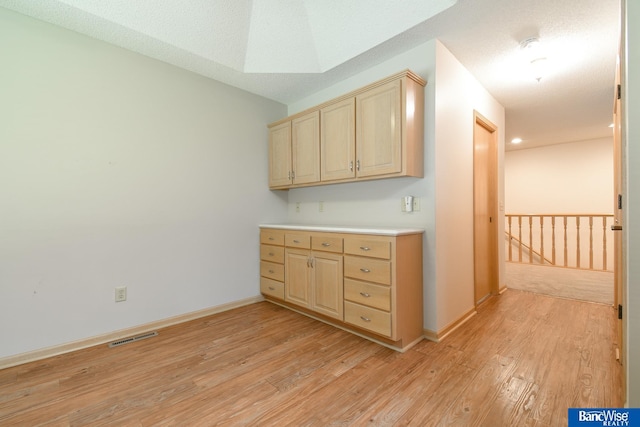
[0,0,620,151]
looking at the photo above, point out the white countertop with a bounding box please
[259,224,424,236]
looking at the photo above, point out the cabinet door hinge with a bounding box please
[618,304,623,320]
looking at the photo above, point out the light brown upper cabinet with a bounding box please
[321,98,356,182]
[268,121,292,188]
[267,70,425,190]
[268,111,320,188]
[356,79,402,178]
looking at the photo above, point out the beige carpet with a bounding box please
[505,262,614,305]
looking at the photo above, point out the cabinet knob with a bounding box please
[360,316,371,322]
[360,292,371,298]
[360,268,371,273]
[360,246,371,251]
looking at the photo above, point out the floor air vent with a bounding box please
[108,331,158,348]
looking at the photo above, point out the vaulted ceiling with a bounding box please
[0,0,620,151]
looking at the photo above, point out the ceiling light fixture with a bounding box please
[520,37,547,82]
[511,137,523,144]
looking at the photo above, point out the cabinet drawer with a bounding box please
[260,229,284,246]
[260,261,284,281]
[311,235,343,253]
[260,277,284,299]
[260,244,284,263]
[344,237,391,259]
[344,301,391,337]
[344,255,391,285]
[285,233,311,249]
[344,279,391,311]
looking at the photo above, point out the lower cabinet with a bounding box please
[260,226,423,352]
[284,246,343,320]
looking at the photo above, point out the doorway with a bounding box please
[473,111,499,305]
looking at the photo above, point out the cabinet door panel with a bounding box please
[356,80,402,177]
[285,249,311,308]
[292,112,320,184]
[312,253,344,320]
[268,122,292,187]
[321,98,356,182]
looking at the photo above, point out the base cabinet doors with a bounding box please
[285,247,344,321]
[311,252,343,320]
[285,249,312,308]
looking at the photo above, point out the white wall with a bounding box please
[505,138,613,214]
[624,0,640,407]
[433,41,506,331]
[0,8,288,359]
[285,40,505,333]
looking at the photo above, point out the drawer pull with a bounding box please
[359,292,371,298]
[269,252,274,256]
[269,237,275,241]
[322,242,331,247]
[269,269,274,274]
[293,239,301,243]
[268,286,275,291]
[360,268,371,273]
[360,316,371,322]
[360,246,371,251]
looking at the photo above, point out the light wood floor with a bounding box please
[0,289,622,426]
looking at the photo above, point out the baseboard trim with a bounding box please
[0,295,264,370]
[423,307,477,343]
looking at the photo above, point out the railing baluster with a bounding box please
[602,215,607,271]
[508,216,513,262]
[551,216,556,265]
[518,216,523,262]
[529,216,533,264]
[540,216,545,264]
[563,216,568,267]
[576,216,581,269]
[589,216,594,269]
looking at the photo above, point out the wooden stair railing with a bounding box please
[505,214,614,271]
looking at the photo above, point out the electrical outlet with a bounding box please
[115,286,127,302]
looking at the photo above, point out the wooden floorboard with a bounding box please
[0,289,623,426]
